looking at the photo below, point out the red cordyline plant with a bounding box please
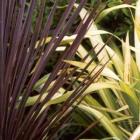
[0,0,108,140]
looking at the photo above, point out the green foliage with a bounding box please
[28,2,140,139]
[67,3,140,139]
[10,0,140,139]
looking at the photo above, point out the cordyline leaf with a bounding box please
[116,105,129,112]
[77,44,93,63]
[74,120,99,140]
[111,116,133,123]
[130,125,140,140]
[119,81,139,120]
[130,46,140,53]
[0,0,108,140]
[119,126,132,137]
[106,46,124,78]
[36,30,121,48]
[96,4,135,23]
[78,104,126,139]
[26,81,121,107]
[75,3,109,63]
[64,60,120,80]
[33,74,50,90]
[26,90,68,107]
[122,33,131,83]
[135,0,140,71]
[86,105,130,117]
